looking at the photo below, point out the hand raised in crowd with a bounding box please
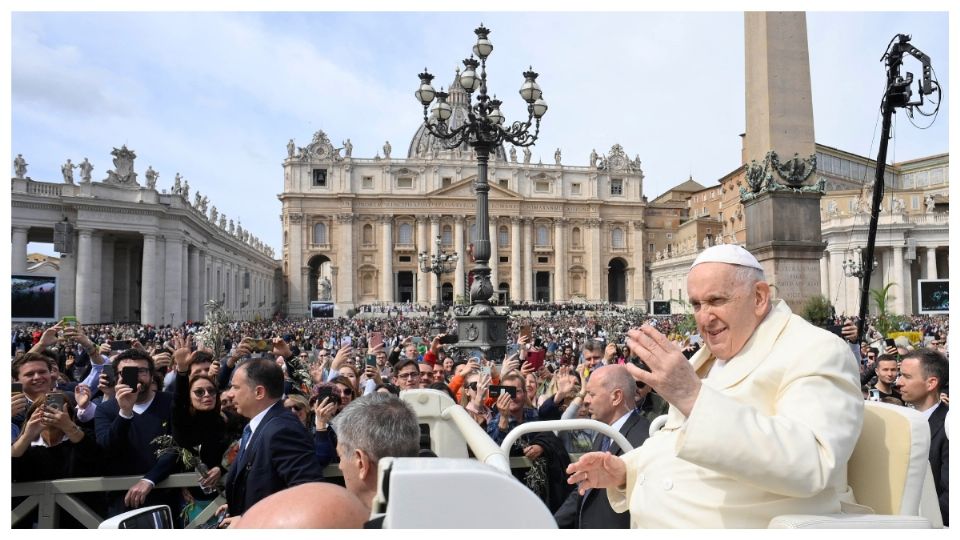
[604,342,619,362]
[115,381,139,416]
[20,406,45,440]
[501,356,520,376]
[313,397,338,429]
[99,342,113,358]
[62,325,96,352]
[272,337,293,359]
[98,372,116,401]
[35,323,63,350]
[74,384,92,410]
[363,364,382,385]
[172,335,194,373]
[42,401,75,433]
[554,370,579,403]
[566,451,627,496]
[331,344,353,371]
[11,392,28,419]
[208,358,221,379]
[941,393,949,406]
[840,319,859,343]
[131,339,147,352]
[275,356,287,374]
[625,325,701,417]
[884,345,898,356]
[152,351,173,373]
[228,339,254,367]
[520,360,536,378]
[472,372,492,408]
[495,390,513,416]
[430,334,444,354]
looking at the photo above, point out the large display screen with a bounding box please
[12,275,58,321]
[917,279,948,314]
[651,300,671,315]
[310,301,335,318]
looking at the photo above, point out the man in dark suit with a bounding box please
[896,348,948,526]
[93,349,179,518]
[219,357,323,527]
[555,365,650,528]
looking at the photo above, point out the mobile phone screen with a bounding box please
[12,383,24,394]
[365,355,377,367]
[370,332,383,349]
[102,365,116,385]
[45,393,65,409]
[121,366,140,389]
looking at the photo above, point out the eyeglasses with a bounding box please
[192,388,217,398]
[340,388,354,396]
[467,382,478,391]
[397,372,421,380]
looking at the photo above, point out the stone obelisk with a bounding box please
[742,11,825,312]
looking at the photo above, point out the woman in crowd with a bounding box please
[12,393,100,481]
[172,373,229,526]
[310,383,344,467]
[461,370,492,427]
[331,375,357,409]
[283,393,312,431]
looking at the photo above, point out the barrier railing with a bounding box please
[11,456,570,529]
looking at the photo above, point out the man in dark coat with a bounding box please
[220,358,323,526]
[555,365,650,528]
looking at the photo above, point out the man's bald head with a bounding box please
[236,482,368,528]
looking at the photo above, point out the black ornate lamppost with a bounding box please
[414,24,547,360]
[418,235,459,334]
[843,248,878,291]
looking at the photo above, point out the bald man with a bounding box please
[235,482,368,528]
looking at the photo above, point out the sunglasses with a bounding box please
[467,382,478,391]
[340,387,354,396]
[285,404,304,412]
[192,388,217,398]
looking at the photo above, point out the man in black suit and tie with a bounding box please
[554,364,650,528]
[219,358,323,527]
[896,348,948,526]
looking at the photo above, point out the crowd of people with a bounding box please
[10,246,949,528]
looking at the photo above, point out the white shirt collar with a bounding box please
[246,400,279,438]
[610,409,633,433]
[918,401,940,422]
[132,393,156,415]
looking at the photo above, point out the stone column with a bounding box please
[430,215,441,305]
[631,221,645,305]
[820,251,830,298]
[141,233,158,325]
[58,244,77,320]
[554,218,566,301]
[189,246,200,321]
[416,217,429,305]
[522,218,534,302]
[925,247,938,279]
[100,237,115,322]
[112,245,129,321]
[198,250,207,309]
[181,242,189,321]
[892,246,905,315]
[455,217,466,301]
[337,214,355,308]
[381,216,394,302]
[510,217,521,304]
[588,219,602,301]
[164,235,184,324]
[76,230,102,324]
[287,213,305,315]
[489,219,499,294]
[11,226,29,274]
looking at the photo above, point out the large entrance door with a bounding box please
[535,272,551,302]
[397,272,414,303]
[498,282,510,305]
[307,255,332,302]
[608,258,627,303]
[441,283,454,305]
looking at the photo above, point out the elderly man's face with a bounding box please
[687,262,769,361]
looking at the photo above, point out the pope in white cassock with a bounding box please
[567,245,864,527]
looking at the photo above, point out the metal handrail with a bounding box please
[499,419,634,455]
[440,404,511,474]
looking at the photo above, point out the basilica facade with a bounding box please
[279,82,648,315]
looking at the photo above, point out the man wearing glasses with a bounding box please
[94,349,179,518]
[394,358,422,391]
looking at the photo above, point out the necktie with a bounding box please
[600,435,612,453]
[236,425,252,464]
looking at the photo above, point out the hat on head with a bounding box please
[691,244,764,271]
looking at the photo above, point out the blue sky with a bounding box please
[10,9,950,256]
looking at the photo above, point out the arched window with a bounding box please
[313,223,327,244]
[398,223,413,245]
[536,225,549,246]
[442,224,453,245]
[362,223,374,245]
[612,227,625,248]
[498,225,509,246]
[572,227,582,248]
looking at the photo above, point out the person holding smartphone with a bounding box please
[12,392,100,487]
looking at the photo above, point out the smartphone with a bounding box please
[439,333,459,345]
[480,365,491,377]
[825,324,844,338]
[489,385,517,399]
[315,387,341,407]
[520,324,532,339]
[12,383,23,394]
[885,338,897,349]
[370,332,384,350]
[120,366,140,389]
[342,336,353,348]
[868,388,881,402]
[111,340,132,351]
[101,364,116,386]
[365,355,377,367]
[526,349,545,371]
[62,316,78,328]
[45,392,66,410]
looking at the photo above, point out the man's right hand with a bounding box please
[35,323,62,350]
[331,344,352,371]
[115,382,138,415]
[565,451,627,496]
[11,393,28,418]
